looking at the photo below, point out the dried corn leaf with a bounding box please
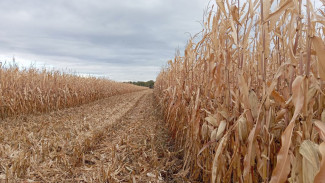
[201,122,208,139]
[211,128,218,141]
[205,115,218,127]
[238,116,248,142]
[216,120,227,141]
[311,36,325,80]
[270,76,305,183]
[271,90,286,107]
[231,5,240,24]
[299,140,320,183]
[239,74,250,109]
[216,0,227,16]
[265,0,294,22]
[249,90,259,119]
[211,137,227,183]
[314,142,325,183]
[314,121,325,141]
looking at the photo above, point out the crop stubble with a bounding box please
[0,90,187,182]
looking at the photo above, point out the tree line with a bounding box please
[125,80,154,88]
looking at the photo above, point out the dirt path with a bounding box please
[0,90,185,182]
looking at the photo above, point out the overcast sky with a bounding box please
[0,0,210,81]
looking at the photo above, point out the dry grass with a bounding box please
[155,0,325,182]
[0,63,145,119]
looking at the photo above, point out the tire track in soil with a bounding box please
[81,91,186,183]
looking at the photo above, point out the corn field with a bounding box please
[0,63,145,119]
[155,0,325,182]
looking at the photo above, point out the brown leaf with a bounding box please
[265,0,294,22]
[216,0,227,16]
[230,18,238,45]
[307,87,317,106]
[249,90,259,119]
[314,121,325,141]
[314,142,325,183]
[211,127,218,141]
[243,125,256,181]
[299,140,320,183]
[270,76,305,183]
[238,74,250,109]
[216,120,227,141]
[238,116,248,142]
[201,122,208,140]
[289,43,298,64]
[193,88,201,138]
[291,76,305,111]
[211,137,227,183]
[231,5,240,24]
[205,114,218,127]
[312,36,325,80]
[271,90,286,108]
[244,64,290,181]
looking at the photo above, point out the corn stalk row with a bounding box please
[0,64,145,119]
[155,0,325,182]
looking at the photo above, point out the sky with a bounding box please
[0,0,210,81]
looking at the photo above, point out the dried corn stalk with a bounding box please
[0,64,145,119]
[155,0,325,182]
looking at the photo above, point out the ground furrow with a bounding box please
[0,90,149,182]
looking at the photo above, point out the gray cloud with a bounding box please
[0,0,209,81]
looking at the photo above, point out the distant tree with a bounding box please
[147,80,154,88]
[126,80,155,88]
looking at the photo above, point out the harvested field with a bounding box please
[2,0,325,182]
[0,90,185,182]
